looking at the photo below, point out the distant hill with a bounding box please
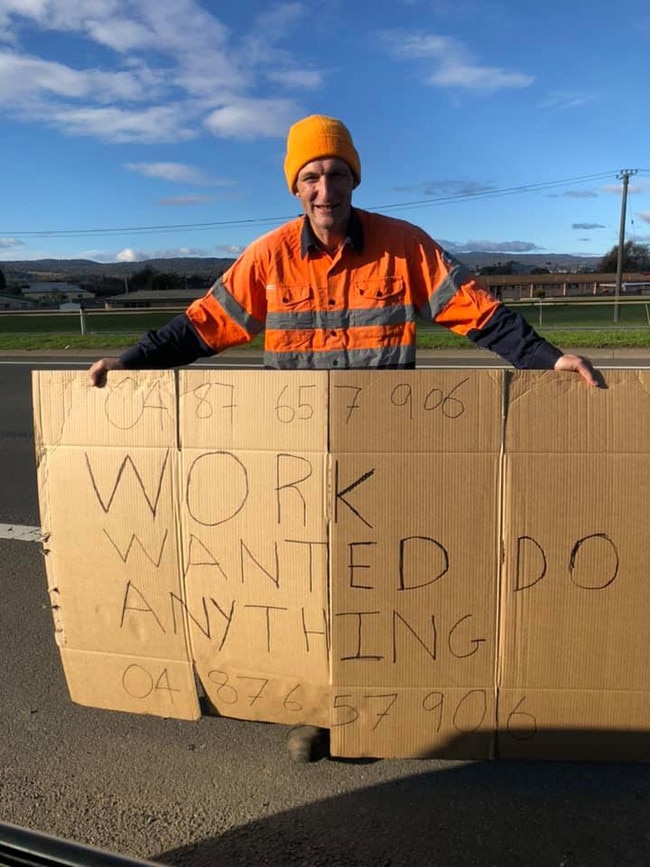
[455,252,601,271]
[1,257,237,283]
[1,252,602,283]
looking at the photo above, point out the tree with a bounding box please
[478,262,514,276]
[0,268,5,293]
[151,271,184,292]
[129,266,157,292]
[599,241,650,273]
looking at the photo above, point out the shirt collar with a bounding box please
[300,207,364,258]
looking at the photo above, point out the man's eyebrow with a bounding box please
[300,167,349,178]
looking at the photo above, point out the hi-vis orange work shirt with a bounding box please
[185,208,505,370]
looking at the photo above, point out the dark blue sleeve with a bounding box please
[118,313,216,369]
[467,305,563,369]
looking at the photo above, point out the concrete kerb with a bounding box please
[3,347,650,363]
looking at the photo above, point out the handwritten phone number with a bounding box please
[331,690,537,741]
[120,665,537,741]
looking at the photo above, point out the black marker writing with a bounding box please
[399,535,449,590]
[85,450,170,518]
[275,453,313,526]
[104,529,168,567]
[186,451,249,526]
[334,461,375,528]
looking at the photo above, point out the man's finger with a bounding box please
[554,353,603,388]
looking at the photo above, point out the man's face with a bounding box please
[295,157,354,238]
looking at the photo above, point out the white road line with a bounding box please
[0,523,42,542]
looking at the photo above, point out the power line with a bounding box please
[0,171,619,240]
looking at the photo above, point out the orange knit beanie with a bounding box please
[284,115,361,193]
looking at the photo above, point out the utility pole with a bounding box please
[613,169,638,323]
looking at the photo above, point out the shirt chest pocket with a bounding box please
[353,277,405,305]
[270,284,313,311]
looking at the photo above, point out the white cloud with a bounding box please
[0,50,164,106]
[538,91,598,111]
[393,179,496,197]
[560,190,599,199]
[381,30,533,92]
[124,162,230,186]
[0,237,24,249]
[0,0,230,55]
[241,3,324,92]
[603,180,650,195]
[204,98,298,139]
[49,105,196,142]
[443,239,543,253]
[266,68,323,89]
[156,194,217,206]
[78,244,214,262]
[253,2,305,38]
[429,62,531,90]
[637,212,650,224]
[0,1,321,142]
[115,248,142,262]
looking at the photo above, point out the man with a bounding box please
[89,115,597,762]
[90,114,597,386]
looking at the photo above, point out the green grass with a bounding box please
[2,303,650,351]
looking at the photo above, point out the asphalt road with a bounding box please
[1,353,649,866]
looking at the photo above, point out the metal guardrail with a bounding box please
[3,298,650,334]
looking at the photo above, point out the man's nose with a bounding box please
[315,175,335,198]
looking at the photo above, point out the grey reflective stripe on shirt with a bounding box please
[265,304,415,331]
[209,278,264,335]
[263,344,416,369]
[419,264,473,320]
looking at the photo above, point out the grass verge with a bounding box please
[2,328,650,352]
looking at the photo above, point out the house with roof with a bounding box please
[22,282,95,305]
[0,294,32,310]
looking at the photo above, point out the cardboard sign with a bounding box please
[32,369,650,760]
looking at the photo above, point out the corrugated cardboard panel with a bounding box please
[329,369,502,453]
[33,370,196,719]
[180,448,330,724]
[60,648,200,719]
[329,372,502,758]
[40,445,188,659]
[34,369,650,760]
[501,454,650,690]
[178,371,330,725]
[33,370,177,448]
[505,369,650,454]
[497,689,650,761]
[178,369,328,452]
[500,370,650,759]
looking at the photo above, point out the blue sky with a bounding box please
[1,0,649,264]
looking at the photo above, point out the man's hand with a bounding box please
[554,353,601,387]
[89,357,125,387]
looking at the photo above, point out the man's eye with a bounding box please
[300,175,318,183]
